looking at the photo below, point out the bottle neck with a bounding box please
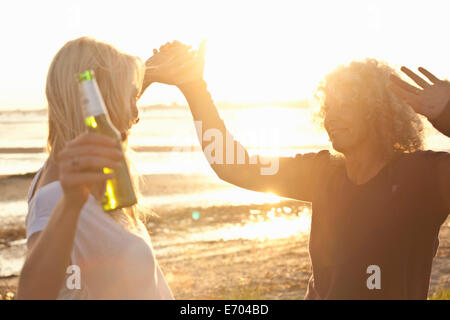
[79,79,108,117]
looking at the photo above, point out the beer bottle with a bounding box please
[78,70,137,211]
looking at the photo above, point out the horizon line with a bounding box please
[0,99,314,113]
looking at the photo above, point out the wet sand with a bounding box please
[0,175,449,300]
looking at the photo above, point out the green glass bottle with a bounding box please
[78,70,137,211]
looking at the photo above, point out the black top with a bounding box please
[301,150,448,299]
[179,80,449,300]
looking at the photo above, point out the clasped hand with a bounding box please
[140,40,207,95]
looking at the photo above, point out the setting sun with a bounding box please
[1,0,449,110]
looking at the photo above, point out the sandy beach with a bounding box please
[0,173,449,300]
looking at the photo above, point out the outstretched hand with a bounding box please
[387,67,450,120]
[141,40,206,94]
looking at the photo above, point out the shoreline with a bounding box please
[0,171,37,180]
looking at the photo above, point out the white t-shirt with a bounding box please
[25,165,174,300]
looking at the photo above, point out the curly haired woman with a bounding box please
[148,42,450,299]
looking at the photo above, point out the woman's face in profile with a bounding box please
[323,97,370,154]
[120,84,140,141]
[130,85,140,125]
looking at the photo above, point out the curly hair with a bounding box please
[315,58,424,159]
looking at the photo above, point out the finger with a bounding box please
[166,45,193,60]
[387,81,421,112]
[60,156,121,173]
[66,132,117,149]
[58,145,123,162]
[145,52,177,68]
[160,41,174,51]
[160,41,192,57]
[154,53,196,75]
[171,40,185,48]
[389,74,421,95]
[88,180,107,199]
[147,49,190,69]
[61,172,115,188]
[168,51,196,66]
[176,43,192,52]
[153,48,158,54]
[167,49,195,63]
[169,40,191,50]
[173,58,198,74]
[418,67,441,84]
[400,66,431,88]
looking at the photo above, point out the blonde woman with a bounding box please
[150,42,449,299]
[17,37,174,299]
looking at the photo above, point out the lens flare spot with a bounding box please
[192,211,200,220]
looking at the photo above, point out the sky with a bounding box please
[0,0,449,110]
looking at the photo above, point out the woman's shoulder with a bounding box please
[395,149,449,164]
[26,180,62,219]
[389,149,449,181]
[25,180,63,239]
[29,180,62,207]
[292,149,343,166]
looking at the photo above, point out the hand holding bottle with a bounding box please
[57,132,122,207]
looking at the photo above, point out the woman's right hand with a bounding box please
[388,67,450,120]
[56,132,122,207]
[143,40,206,88]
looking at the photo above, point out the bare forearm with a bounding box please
[17,196,83,299]
[178,80,227,133]
[178,81,255,182]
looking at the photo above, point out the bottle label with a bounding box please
[79,79,107,117]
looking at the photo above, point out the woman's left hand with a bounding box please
[141,41,197,93]
[387,67,450,120]
[141,40,206,92]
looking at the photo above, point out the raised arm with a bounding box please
[181,80,332,200]
[17,133,121,299]
[142,41,331,201]
[387,67,450,212]
[179,78,291,192]
[388,66,450,137]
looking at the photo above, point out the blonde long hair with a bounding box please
[45,36,145,225]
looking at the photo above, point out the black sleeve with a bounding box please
[420,150,450,224]
[178,80,332,202]
[429,100,450,137]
